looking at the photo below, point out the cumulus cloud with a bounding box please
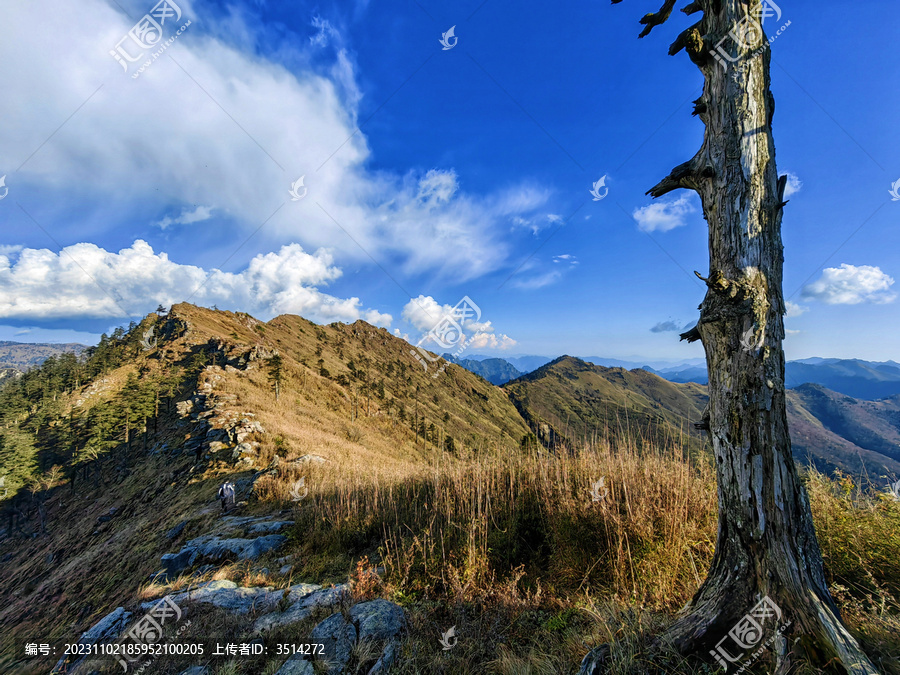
[802,264,895,305]
[401,295,516,350]
[156,205,214,230]
[401,295,451,333]
[783,172,802,198]
[0,0,547,287]
[0,240,391,325]
[785,301,807,318]
[632,194,696,233]
[468,332,517,350]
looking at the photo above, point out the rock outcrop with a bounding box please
[140,579,345,617]
[51,606,132,674]
[154,515,292,582]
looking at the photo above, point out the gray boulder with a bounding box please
[142,581,345,621]
[253,585,347,633]
[199,533,286,561]
[274,655,315,675]
[303,600,406,675]
[247,520,293,534]
[160,549,194,578]
[162,533,286,572]
[351,599,407,642]
[51,607,132,674]
[368,641,398,675]
[310,612,357,675]
[144,580,274,615]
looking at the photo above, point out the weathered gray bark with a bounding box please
[582,2,880,673]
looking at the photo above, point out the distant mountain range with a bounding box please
[500,356,900,482]
[0,340,87,371]
[3,334,898,480]
[458,353,900,401]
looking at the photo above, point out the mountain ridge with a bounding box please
[0,340,87,371]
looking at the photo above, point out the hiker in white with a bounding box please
[218,481,236,512]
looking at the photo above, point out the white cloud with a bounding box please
[310,16,340,48]
[468,332,517,350]
[511,213,561,235]
[401,295,449,332]
[509,254,577,290]
[0,0,546,286]
[156,205,214,230]
[416,169,458,204]
[785,301,807,318]
[510,270,561,290]
[632,194,697,233]
[401,294,488,333]
[802,264,896,305]
[400,295,516,350]
[783,172,802,198]
[0,240,391,325]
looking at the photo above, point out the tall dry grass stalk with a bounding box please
[266,434,718,611]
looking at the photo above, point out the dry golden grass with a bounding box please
[3,304,898,674]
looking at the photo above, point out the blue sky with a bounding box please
[0,0,898,362]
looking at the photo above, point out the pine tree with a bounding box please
[266,354,284,401]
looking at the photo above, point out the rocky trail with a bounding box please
[52,508,406,675]
[49,338,406,675]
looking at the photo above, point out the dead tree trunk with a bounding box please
[583,2,879,673]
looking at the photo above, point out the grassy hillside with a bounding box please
[0,304,533,671]
[503,355,900,484]
[1,307,898,674]
[504,356,709,454]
